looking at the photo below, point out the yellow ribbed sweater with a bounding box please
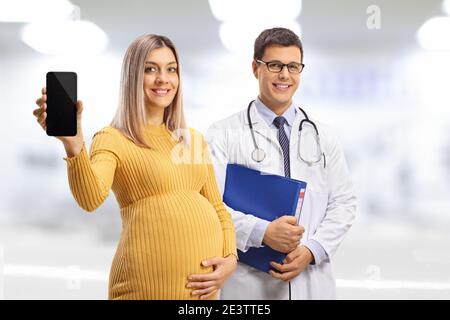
[63,123,237,300]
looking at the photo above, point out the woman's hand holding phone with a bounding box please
[33,87,85,157]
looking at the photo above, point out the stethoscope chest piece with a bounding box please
[251,148,266,163]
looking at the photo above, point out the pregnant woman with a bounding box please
[32,34,237,300]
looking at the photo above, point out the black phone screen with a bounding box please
[46,71,77,136]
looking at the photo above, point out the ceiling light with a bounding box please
[21,20,108,55]
[0,0,74,22]
[219,21,301,53]
[208,0,302,53]
[208,0,301,22]
[443,0,450,15]
[417,16,450,51]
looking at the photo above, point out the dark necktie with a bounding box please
[273,116,290,178]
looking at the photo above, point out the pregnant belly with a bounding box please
[114,191,224,279]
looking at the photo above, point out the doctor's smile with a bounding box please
[273,83,293,92]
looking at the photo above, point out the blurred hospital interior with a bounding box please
[1,0,450,299]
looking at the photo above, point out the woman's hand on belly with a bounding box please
[186,254,238,300]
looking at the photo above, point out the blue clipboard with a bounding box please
[223,163,307,273]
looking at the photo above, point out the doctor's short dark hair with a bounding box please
[253,27,303,62]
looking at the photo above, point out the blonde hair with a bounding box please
[111,34,188,148]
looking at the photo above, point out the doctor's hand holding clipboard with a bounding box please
[263,216,304,254]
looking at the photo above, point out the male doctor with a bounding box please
[205,27,357,299]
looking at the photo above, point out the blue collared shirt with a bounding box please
[254,97,296,138]
[246,97,329,265]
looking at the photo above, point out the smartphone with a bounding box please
[46,71,77,136]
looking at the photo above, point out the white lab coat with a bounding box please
[205,103,357,300]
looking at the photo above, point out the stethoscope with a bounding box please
[247,100,326,168]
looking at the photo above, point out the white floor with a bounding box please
[1,216,450,300]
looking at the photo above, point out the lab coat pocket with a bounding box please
[305,262,336,299]
[300,189,329,238]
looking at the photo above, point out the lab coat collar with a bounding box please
[254,97,296,128]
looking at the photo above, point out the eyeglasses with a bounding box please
[256,59,305,74]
